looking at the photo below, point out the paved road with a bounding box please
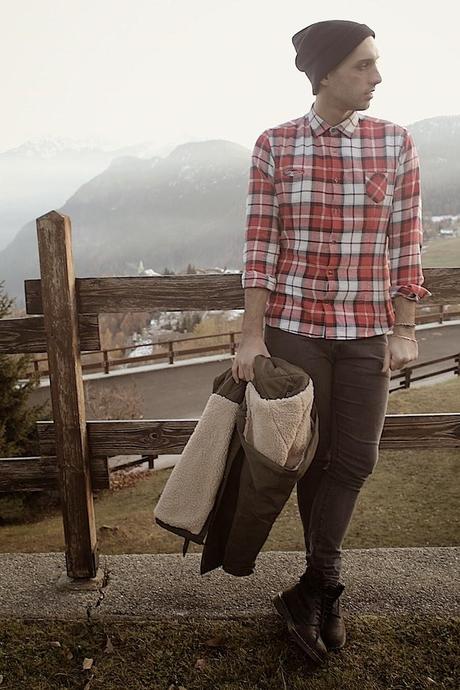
[29,323,460,419]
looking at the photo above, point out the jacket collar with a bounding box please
[307,103,360,138]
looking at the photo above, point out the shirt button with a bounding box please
[330,127,338,135]
[327,269,334,275]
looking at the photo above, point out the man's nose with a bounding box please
[373,67,382,85]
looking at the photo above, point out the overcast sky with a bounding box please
[2,0,459,153]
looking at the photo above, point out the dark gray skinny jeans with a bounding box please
[264,324,390,585]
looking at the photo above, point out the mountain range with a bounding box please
[1,114,459,305]
[0,137,185,251]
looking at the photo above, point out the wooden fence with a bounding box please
[21,338,460,392]
[20,300,460,381]
[0,210,459,581]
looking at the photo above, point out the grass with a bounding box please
[0,615,458,689]
[0,378,458,555]
[423,236,460,267]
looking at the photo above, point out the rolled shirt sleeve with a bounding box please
[241,132,280,291]
[387,130,432,302]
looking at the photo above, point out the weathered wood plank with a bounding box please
[0,314,100,354]
[380,413,460,448]
[24,268,459,314]
[0,456,109,492]
[36,413,460,456]
[37,419,198,456]
[36,211,98,578]
[25,274,244,313]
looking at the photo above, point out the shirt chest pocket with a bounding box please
[364,171,389,204]
[274,165,318,205]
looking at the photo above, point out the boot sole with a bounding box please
[324,635,346,651]
[322,619,347,651]
[272,593,327,666]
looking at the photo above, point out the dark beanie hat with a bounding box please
[292,20,375,94]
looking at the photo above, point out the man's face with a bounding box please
[319,36,382,111]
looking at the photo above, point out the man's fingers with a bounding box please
[232,361,254,383]
[381,345,391,373]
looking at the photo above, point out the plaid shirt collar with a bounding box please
[307,103,361,138]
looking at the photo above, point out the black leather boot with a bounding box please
[320,581,346,650]
[272,568,328,665]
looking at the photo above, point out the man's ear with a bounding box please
[319,72,331,91]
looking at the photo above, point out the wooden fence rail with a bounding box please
[21,347,460,392]
[389,352,460,391]
[17,304,460,381]
[0,210,459,581]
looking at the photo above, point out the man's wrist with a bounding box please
[393,323,416,332]
[392,324,416,338]
[241,329,264,340]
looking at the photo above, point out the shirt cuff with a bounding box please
[390,284,432,302]
[241,271,277,291]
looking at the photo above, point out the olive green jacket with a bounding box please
[154,354,319,576]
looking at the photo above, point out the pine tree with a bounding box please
[0,281,48,457]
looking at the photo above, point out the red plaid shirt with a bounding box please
[241,104,431,339]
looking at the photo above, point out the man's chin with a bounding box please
[354,101,371,111]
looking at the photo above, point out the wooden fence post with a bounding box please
[103,349,110,374]
[36,211,98,579]
[403,368,412,389]
[33,358,41,383]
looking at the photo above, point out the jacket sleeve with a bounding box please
[241,131,280,291]
[387,129,431,302]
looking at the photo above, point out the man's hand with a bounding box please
[231,334,271,382]
[381,335,418,373]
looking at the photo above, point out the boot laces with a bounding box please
[321,583,345,619]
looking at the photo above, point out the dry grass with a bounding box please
[423,236,460,267]
[0,378,458,555]
[0,615,458,689]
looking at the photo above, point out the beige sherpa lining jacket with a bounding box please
[154,355,319,576]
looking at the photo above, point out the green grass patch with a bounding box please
[0,615,458,689]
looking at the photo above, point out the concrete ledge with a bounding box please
[0,548,458,621]
[54,566,106,591]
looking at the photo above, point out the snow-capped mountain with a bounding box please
[1,136,117,159]
[0,139,251,304]
[407,115,460,215]
[0,136,187,250]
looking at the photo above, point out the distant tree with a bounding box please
[172,311,203,333]
[85,381,144,421]
[185,263,197,274]
[163,267,175,275]
[0,281,48,457]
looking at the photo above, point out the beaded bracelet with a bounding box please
[389,334,417,343]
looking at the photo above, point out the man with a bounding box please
[231,19,431,664]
